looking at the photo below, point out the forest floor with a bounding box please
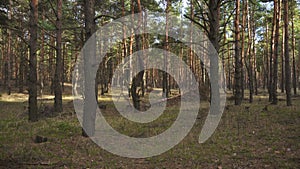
[0,86,299,168]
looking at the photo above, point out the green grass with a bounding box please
[0,91,299,168]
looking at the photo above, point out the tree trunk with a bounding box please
[245,0,254,103]
[6,0,12,95]
[241,0,246,100]
[49,37,55,94]
[82,0,97,137]
[122,0,127,90]
[29,0,39,122]
[14,39,19,88]
[283,0,292,106]
[208,0,221,114]
[291,8,297,95]
[163,0,170,98]
[19,45,25,93]
[269,0,276,102]
[281,18,285,93]
[263,23,269,90]
[234,0,242,105]
[131,0,144,110]
[227,40,232,90]
[54,0,63,112]
[271,0,280,105]
[250,6,258,96]
[39,9,45,96]
[128,0,134,97]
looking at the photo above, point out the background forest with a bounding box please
[0,0,299,168]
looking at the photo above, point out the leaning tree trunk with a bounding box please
[28,0,39,122]
[54,0,63,112]
[283,0,292,106]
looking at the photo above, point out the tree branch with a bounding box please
[184,14,209,35]
[94,14,116,22]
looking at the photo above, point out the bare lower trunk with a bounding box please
[6,0,12,95]
[271,0,280,105]
[291,9,297,95]
[54,0,63,113]
[283,0,292,106]
[269,0,276,102]
[29,0,39,122]
[234,0,242,105]
[281,24,285,93]
[208,0,221,114]
[130,0,144,110]
[82,0,97,137]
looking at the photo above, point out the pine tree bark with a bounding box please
[208,0,221,114]
[269,0,276,102]
[271,0,280,105]
[291,8,297,95]
[131,0,144,110]
[40,9,45,96]
[54,0,63,112]
[49,37,55,94]
[263,23,269,90]
[234,0,242,105]
[252,21,258,96]
[18,46,25,93]
[162,0,170,98]
[241,0,246,100]
[82,0,97,137]
[245,0,254,103]
[283,0,292,106]
[281,19,285,93]
[122,0,127,88]
[6,0,12,95]
[29,0,39,122]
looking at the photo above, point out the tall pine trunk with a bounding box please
[291,8,297,95]
[283,0,292,106]
[130,0,144,110]
[29,0,39,122]
[241,0,246,100]
[82,0,97,137]
[6,0,12,95]
[269,0,276,102]
[281,19,285,93]
[245,0,254,103]
[208,0,221,114]
[263,23,269,91]
[234,0,242,105]
[163,0,170,98]
[54,0,63,112]
[271,0,280,105]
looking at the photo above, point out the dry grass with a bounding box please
[0,89,299,168]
